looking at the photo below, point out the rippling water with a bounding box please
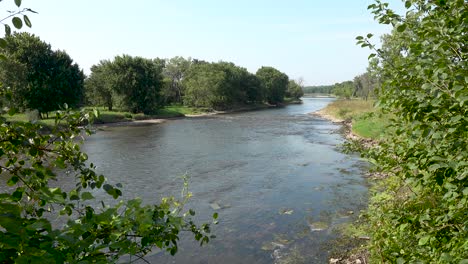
[79,97,368,263]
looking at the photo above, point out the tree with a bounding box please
[302,85,334,94]
[183,61,264,109]
[183,62,228,109]
[0,2,215,263]
[256,66,289,104]
[108,55,164,114]
[352,68,379,100]
[85,60,119,110]
[162,56,191,104]
[356,0,468,262]
[0,32,84,117]
[286,80,304,100]
[332,80,353,99]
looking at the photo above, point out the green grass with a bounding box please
[3,112,57,126]
[319,99,390,139]
[85,105,212,123]
[320,99,375,120]
[352,113,389,139]
[162,105,211,116]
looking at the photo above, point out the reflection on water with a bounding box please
[80,97,368,263]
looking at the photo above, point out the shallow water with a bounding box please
[80,97,368,263]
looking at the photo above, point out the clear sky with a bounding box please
[5,0,403,85]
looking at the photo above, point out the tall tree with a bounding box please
[85,60,119,110]
[109,55,165,114]
[286,80,304,100]
[0,32,84,117]
[256,66,289,104]
[183,63,227,109]
[162,56,191,104]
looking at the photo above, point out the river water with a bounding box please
[82,97,368,263]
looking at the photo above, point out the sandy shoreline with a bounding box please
[92,104,281,128]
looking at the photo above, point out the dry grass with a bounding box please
[319,99,375,121]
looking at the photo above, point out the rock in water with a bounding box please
[209,202,221,210]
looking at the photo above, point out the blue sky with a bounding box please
[5,0,403,85]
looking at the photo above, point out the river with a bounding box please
[82,97,368,263]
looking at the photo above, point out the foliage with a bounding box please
[256,66,289,104]
[85,55,165,114]
[0,2,215,263]
[183,62,228,109]
[162,56,191,104]
[84,60,118,111]
[356,0,468,262]
[302,85,334,94]
[183,61,264,110]
[286,80,304,100]
[0,32,84,116]
[332,80,354,99]
[352,71,379,100]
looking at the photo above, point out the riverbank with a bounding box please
[91,101,300,127]
[311,99,386,264]
[310,99,387,140]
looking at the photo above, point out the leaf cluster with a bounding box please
[356,0,468,262]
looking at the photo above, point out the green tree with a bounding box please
[356,0,468,262]
[162,56,191,104]
[0,32,84,117]
[183,62,228,109]
[332,80,353,99]
[302,85,334,94]
[85,60,120,110]
[108,55,165,114]
[183,61,263,109]
[286,80,304,100]
[256,66,289,104]
[0,2,215,263]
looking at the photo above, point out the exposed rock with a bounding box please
[209,202,221,210]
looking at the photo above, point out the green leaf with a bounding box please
[213,212,218,220]
[23,15,32,28]
[14,0,21,7]
[12,189,23,201]
[12,17,23,29]
[397,24,406,32]
[4,24,11,36]
[8,107,17,116]
[367,33,373,38]
[81,192,94,200]
[0,38,7,49]
[418,235,431,245]
[7,176,19,186]
[405,1,411,8]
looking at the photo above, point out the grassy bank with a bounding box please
[317,99,388,139]
[3,103,282,126]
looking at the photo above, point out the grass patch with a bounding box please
[87,105,212,123]
[320,99,375,120]
[3,112,57,127]
[162,105,210,116]
[352,113,389,139]
[319,99,390,140]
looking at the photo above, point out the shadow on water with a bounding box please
[77,97,368,263]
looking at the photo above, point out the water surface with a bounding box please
[82,97,368,263]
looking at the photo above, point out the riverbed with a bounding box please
[82,97,368,263]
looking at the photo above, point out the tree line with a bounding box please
[0,4,214,263]
[303,65,380,100]
[0,33,304,117]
